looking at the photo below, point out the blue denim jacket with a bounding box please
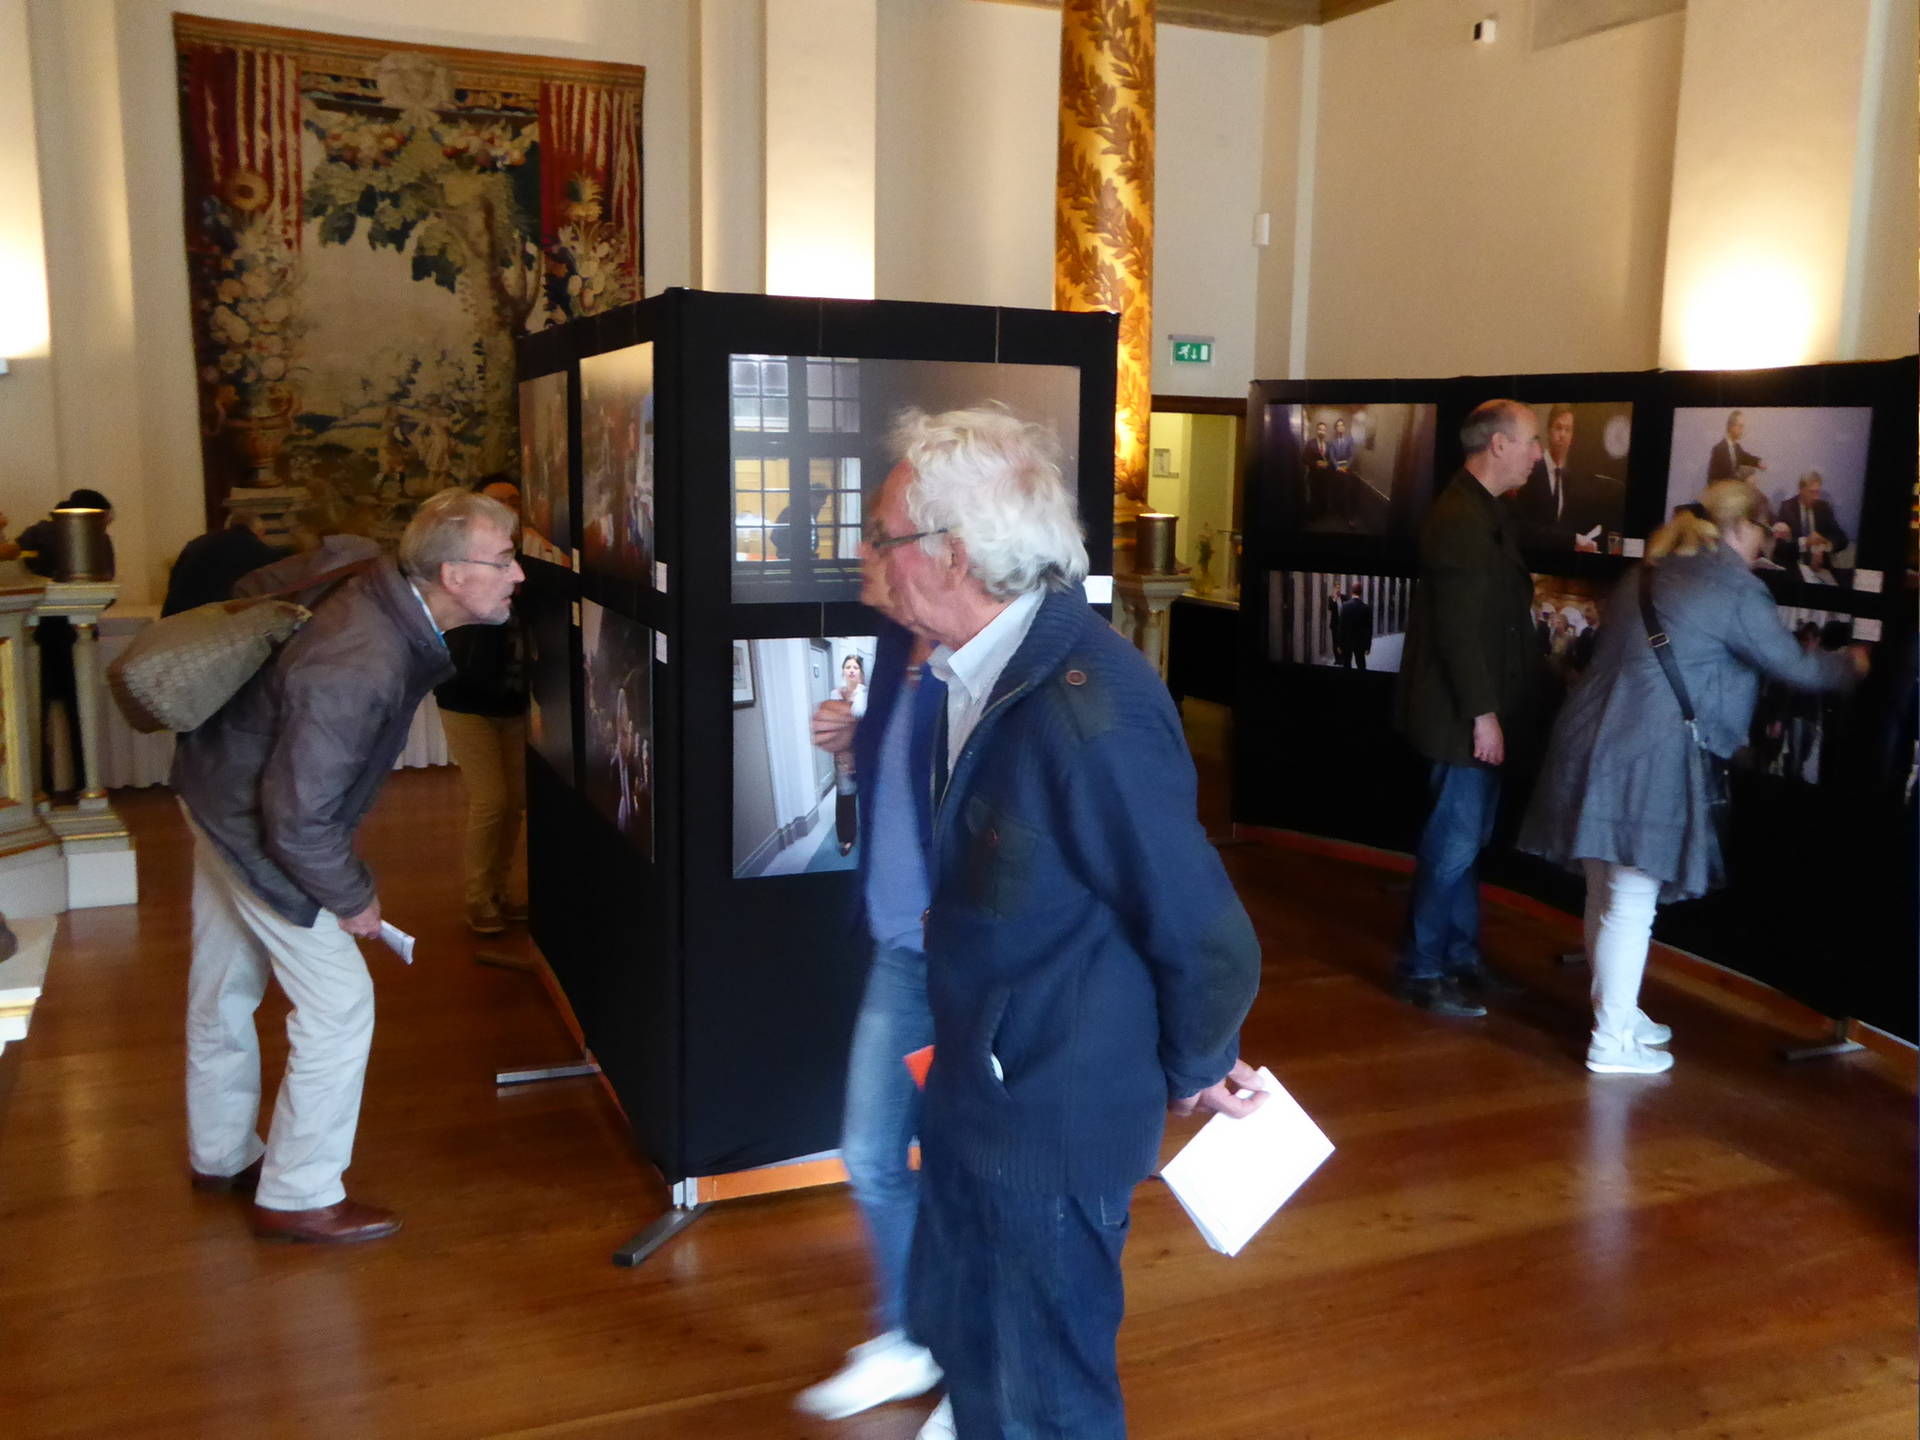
[920,586,1261,1196]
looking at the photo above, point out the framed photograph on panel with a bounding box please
[1267,570,1415,672]
[731,638,755,707]
[729,356,1080,604]
[1530,574,1611,689]
[518,370,572,567]
[1272,403,1438,538]
[582,600,653,856]
[1505,401,1634,553]
[731,635,877,878]
[1750,605,1872,785]
[1664,406,1873,581]
[581,342,656,589]
[527,588,576,784]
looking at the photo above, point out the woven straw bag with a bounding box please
[107,556,375,734]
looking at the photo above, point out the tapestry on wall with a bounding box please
[174,14,644,539]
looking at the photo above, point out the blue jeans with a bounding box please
[841,942,934,1337]
[1401,761,1502,981]
[908,1151,1132,1440]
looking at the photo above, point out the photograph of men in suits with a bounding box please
[1302,421,1333,520]
[1509,404,1627,551]
[1334,586,1374,669]
[1283,404,1437,538]
[1665,406,1873,574]
[1706,410,1766,480]
[1775,471,1849,560]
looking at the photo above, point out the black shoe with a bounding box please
[1396,976,1487,1018]
[1454,964,1526,999]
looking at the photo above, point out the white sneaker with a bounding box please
[914,1395,956,1440]
[795,1332,942,1419]
[1634,1010,1672,1046]
[1587,1034,1675,1075]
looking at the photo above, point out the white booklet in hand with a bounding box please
[1159,1066,1333,1258]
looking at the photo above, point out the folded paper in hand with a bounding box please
[1158,1067,1333,1258]
[377,921,416,965]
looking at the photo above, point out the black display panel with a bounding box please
[1237,356,1917,1043]
[517,289,1119,1186]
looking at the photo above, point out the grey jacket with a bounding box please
[1519,544,1856,901]
[172,539,453,925]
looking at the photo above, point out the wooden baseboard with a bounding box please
[1233,823,1918,1085]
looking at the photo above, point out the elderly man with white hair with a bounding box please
[865,406,1266,1439]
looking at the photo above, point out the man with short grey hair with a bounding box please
[173,488,522,1242]
[873,407,1265,1439]
[1394,399,1542,1017]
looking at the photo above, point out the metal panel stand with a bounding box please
[613,1180,710,1267]
[1780,1016,1865,1062]
[495,1059,600,1086]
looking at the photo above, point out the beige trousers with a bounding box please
[440,708,528,915]
[184,815,374,1212]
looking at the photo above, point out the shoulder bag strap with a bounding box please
[1636,569,1699,730]
[221,555,379,612]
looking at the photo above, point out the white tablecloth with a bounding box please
[98,607,451,789]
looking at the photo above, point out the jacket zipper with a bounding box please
[928,679,1033,879]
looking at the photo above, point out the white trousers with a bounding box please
[1581,859,1663,1044]
[184,816,375,1211]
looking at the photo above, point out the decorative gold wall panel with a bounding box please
[1054,0,1155,530]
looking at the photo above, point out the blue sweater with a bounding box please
[921,586,1262,1196]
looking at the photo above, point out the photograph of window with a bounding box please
[730,357,1080,604]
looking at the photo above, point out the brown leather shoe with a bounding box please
[252,1199,402,1244]
[191,1158,264,1194]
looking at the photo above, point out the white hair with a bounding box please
[893,406,1088,600]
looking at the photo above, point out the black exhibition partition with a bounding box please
[515,289,1118,1187]
[1235,357,1918,1043]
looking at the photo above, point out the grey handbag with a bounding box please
[107,557,373,734]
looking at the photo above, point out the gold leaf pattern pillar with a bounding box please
[1054,0,1155,536]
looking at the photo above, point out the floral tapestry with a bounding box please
[174,15,644,540]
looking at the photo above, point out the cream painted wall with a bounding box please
[1254,25,1309,380]
[1277,0,1686,378]
[699,0,766,294]
[0,0,62,521]
[22,0,694,605]
[874,0,1058,311]
[1152,27,1266,398]
[875,1,1267,404]
[1661,0,1917,368]
[765,0,876,298]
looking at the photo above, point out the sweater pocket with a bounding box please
[958,794,1037,918]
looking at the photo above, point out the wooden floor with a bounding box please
[1,734,1914,1438]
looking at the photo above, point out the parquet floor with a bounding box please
[0,728,1913,1438]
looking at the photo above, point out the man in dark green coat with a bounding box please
[1393,400,1542,1017]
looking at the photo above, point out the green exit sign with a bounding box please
[1170,337,1213,364]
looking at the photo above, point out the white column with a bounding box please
[699,0,767,294]
[0,0,62,510]
[1659,0,1919,368]
[764,0,877,299]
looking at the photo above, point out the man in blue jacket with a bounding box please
[871,406,1266,1439]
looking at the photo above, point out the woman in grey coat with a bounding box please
[1519,481,1866,1075]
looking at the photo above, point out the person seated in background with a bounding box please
[18,488,115,578]
[1799,533,1841,586]
[17,489,115,795]
[163,511,280,616]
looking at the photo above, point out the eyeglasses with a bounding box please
[449,556,517,571]
[864,522,950,553]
